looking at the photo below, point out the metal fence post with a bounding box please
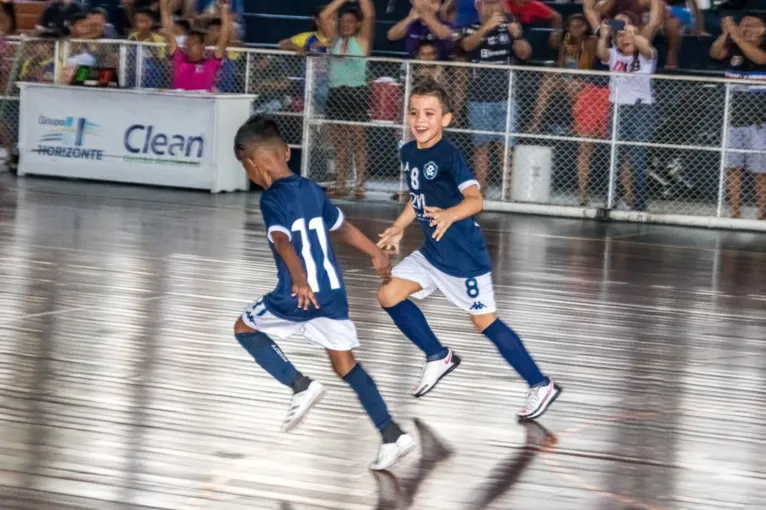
[398,61,412,198]
[500,67,514,201]
[300,55,315,178]
[118,43,127,88]
[135,44,144,89]
[715,82,732,218]
[606,80,620,209]
[244,51,251,93]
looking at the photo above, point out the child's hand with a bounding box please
[377,225,404,255]
[424,206,455,241]
[292,280,319,310]
[371,249,392,284]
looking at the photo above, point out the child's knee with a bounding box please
[470,312,497,333]
[327,349,356,377]
[234,317,254,335]
[377,282,405,308]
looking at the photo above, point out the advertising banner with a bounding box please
[19,86,218,189]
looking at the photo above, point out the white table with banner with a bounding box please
[17,83,251,193]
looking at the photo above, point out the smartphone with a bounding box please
[608,19,626,32]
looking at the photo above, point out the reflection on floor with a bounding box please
[1,175,765,510]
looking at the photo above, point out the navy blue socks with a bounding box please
[482,319,546,387]
[384,300,448,360]
[235,331,300,388]
[343,363,395,435]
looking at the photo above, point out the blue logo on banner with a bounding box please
[36,116,103,160]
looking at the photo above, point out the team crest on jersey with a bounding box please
[423,161,438,180]
[731,55,743,67]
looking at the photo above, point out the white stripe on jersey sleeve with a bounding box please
[458,179,480,192]
[330,208,345,231]
[267,225,292,243]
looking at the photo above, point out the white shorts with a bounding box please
[726,125,766,173]
[241,298,360,351]
[391,251,496,315]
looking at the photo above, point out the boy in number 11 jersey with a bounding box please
[377,77,561,420]
[233,117,414,470]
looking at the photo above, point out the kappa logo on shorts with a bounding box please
[470,301,486,310]
[423,161,438,180]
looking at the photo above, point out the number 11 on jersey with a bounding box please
[291,217,341,293]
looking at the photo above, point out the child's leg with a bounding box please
[234,317,310,392]
[470,313,546,388]
[326,349,402,443]
[235,303,327,432]
[378,277,448,360]
[471,311,561,420]
[306,320,415,470]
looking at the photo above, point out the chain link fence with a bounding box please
[303,55,766,225]
[1,37,765,226]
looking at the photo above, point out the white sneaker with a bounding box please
[281,380,327,432]
[412,349,461,398]
[518,379,561,421]
[370,433,416,471]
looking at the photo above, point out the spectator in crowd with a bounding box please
[459,0,531,194]
[530,13,609,205]
[128,8,164,42]
[320,0,375,199]
[87,7,119,39]
[505,0,563,47]
[413,41,445,86]
[160,0,229,91]
[596,16,659,212]
[663,0,705,68]
[711,15,766,220]
[279,5,331,54]
[0,0,16,35]
[36,0,82,36]
[122,0,160,30]
[387,0,453,60]
[186,0,244,41]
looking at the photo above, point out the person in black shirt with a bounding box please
[711,15,766,220]
[35,0,83,36]
[459,0,530,195]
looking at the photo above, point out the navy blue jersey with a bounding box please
[259,175,348,321]
[400,138,492,278]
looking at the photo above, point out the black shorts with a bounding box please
[326,85,369,122]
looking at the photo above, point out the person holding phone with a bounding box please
[459,0,531,196]
[596,17,658,212]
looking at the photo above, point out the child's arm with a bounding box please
[271,232,319,310]
[424,185,482,242]
[333,221,392,283]
[377,200,416,255]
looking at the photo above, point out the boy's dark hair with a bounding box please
[135,8,156,19]
[416,40,438,53]
[187,30,206,44]
[175,19,191,33]
[234,116,284,160]
[409,76,452,113]
[89,7,108,18]
[69,13,88,27]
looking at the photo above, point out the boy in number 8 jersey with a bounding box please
[233,117,414,470]
[377,77,561,420]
